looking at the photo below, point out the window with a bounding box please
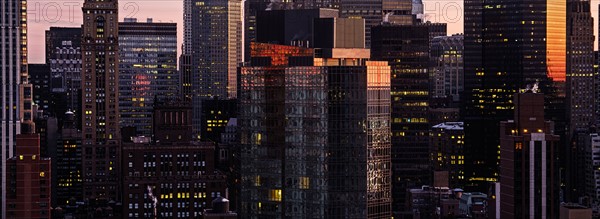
[269,189,282,202]
[300,177,309,189]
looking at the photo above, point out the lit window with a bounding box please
[269,189,282,202]
[40,172,45,177]
[515,142,523,150]
[254,175,261,187]
[300,177,309,189]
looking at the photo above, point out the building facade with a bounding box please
[29,64,53,113]
[499,92,561,219]
[81,0,121,202]
[255,9,339,47]
[122,101,226,218]
[430,122,465,188]
[371,24,432,214]
[45,27,82,65]
[122,141,227,218]
[200,99,237,143]
[54,112,83,209]
[566,0,596,201]
[463,0,567,191]
[119,18,178,137]
[1,0,29,216]
[49,39,82,122]
[240,40,391,218]
[431,34,464,102]
[6,134,52,219]
[340,0,413,46]
[185,0,243,136]
[566,0,595,133]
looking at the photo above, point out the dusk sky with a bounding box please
[27,0,599,63]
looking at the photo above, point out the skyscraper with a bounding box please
[29,64,52,113]
[371,24,432,214]
[49,36,82,123]
[431,34,464,102]
[45,27,82,65]
[81,0,121,201]
[244,0,337,58]
[340,0,413,46]
[566,0,595,200]
[184,0,244,137]
[255,8,339,47]
[499,92,560,219]
[55,111,83,209]
[1,0,29,217]
[119,18,178,137]
[240,17,391,218]
[463,0,566,190]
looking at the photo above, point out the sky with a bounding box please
[27,0,599,63]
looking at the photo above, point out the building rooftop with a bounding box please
[561,203,591,209]
[433,122,464,130]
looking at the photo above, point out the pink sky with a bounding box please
[27,0,599,63]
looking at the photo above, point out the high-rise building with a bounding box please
[346,0,414,44]
[122,101,227,218]
[184,0,243,137]
[240,41,391,218]
[1,0,29,217]
[430,122,465,188]
[240,16,391,217]
[566,0,595,133]
[256,8,339,47]
[118,18,178,137]
[49,39,82,121]
[596,51,600,124]
[45,27,82,65]
[81,0,121,202]
[244,0,337,62]
[6,134,52,218]
[340,0,412,46]
[431,34,464,102]
[179,53,193,101]
[200,99,237,143]
[499,92,561,219]
[566,0,596,200]
[371,24,432,214]
[54,111,83,209]
[122,140,227,218]
[463,0,567,191]
[29,64,52,113]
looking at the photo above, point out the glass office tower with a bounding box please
[463,0,566,191]
[119,18,178,137]
[240,41,391,218]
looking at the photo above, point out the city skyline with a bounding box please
[6,0,600,217]
[26,0,468,63]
